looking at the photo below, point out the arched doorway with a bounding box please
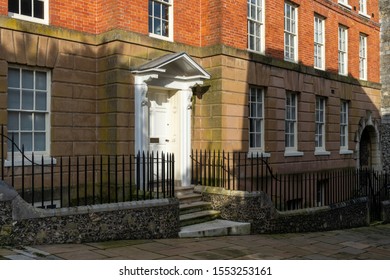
[359,127,372,168]
[357,125,380,170]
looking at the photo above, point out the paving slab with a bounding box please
[2,223,390,260]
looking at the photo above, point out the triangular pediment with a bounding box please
[132,52,210,80]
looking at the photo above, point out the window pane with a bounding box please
[36,91,47,110]
[21,132,33,151]
[34,0,44,19]
[8,89,20,109]
[35,71,47,90]
[8,68,20,88]
[34,132,46,151]
[22,90,34,110]
[21,0,33,16]
[154,18,161,35]
[154,2,161,17]
[8,112,19,130]
[34,113,46,130]
[21,113,33,130]
[162,4,168,19]
[148,17,153,33]
[250,133,255,148]
[22,70,34,89]
[162,20,169,36]
[8,0,19,13]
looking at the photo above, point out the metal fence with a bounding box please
[1,126,175,208]
[191,150,390,219]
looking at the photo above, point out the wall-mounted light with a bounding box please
[191,84,211,99]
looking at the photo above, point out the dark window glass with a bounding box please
[21,0,32,16]
[34,0,44,19]
[8,0,19,13]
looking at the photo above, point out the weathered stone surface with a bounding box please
[196,185,370,234]
[0,181,179,246]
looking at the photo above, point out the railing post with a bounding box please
[1,124,4,181]
[85,155,88,206]
[41,155,44,209]
[32,153,35,206]
[11,134,14,188]
[51,156,54,208]
[21,145,25,199]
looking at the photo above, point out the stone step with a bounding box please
[179,219,251,238]
[179,209,220,227]
[175,186,195,197]
[179,201,213,215]
[176,192,203,204]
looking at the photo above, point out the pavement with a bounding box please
[1,223,390,260]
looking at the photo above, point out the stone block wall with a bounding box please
[0,181,179,246]
[380,0,390,172]
[196,185,370,234]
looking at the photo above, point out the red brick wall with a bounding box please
[265,0,380,83]
[175,0,201,46]
[0,0,6,15]
[200,0,246,49]
[50,0,97,33]
[0,0,380,82]
[201,0,222,46]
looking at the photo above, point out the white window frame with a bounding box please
[315,97,330,155]
[359,34,367,81]
[6,66,51,164]
[284,2,298,63]
[338,25,348,76]
[314,15,325,70]
[338,0,352,9]
[359,0,370,18]
[340,100,352,154]
[148,0,174,41]
[285,92,303,156]
[248,87,267,156]
[247,0,265,54]
[8,0,49,25]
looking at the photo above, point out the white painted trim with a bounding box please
[134,74,158,154]
[180,89,192,186]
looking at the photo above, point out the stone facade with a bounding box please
[380,0,390,172]
[197,186,370,234]
[0,181,179,246]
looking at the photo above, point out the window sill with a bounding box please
[8,13,49,25]
[149,33,173,42]
[284,150,304,157]
[247,48,265,56]
[4,156,57,167]
[339,149,353,155]
[247,151,271,158]
[338,2,352,10]
[358,12,371,19]
[315,150,331,156]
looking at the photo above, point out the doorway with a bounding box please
[359,127,372,169]
[148,91,171,155]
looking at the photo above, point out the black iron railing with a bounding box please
[1,125,175,208]
[191,150,390,219]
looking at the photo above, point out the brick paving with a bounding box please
[1,223,390,260]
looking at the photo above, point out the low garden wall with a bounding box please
[0,181,180,246]
[196,186,370,234]
[382,200,390,223]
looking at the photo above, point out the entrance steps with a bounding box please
[175,186,251,238]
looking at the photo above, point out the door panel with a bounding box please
[149,91,170,155]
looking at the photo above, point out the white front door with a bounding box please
[148,91,170,155]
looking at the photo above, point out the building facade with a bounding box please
[0,0,382,186]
